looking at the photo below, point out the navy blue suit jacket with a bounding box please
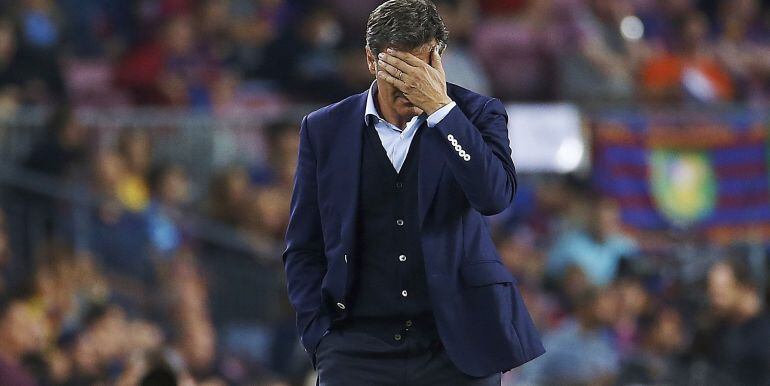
[282,82,545,376]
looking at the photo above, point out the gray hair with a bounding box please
[365,0,449,56]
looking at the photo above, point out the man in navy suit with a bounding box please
[282,0,545,384]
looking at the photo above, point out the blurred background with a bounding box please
[0,0,769,385]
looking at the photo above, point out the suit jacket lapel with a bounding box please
[338,92,366,251]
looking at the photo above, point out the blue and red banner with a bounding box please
[592,111,770,243]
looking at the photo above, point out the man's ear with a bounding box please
[365,46,377,75]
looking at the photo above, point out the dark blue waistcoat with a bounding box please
[342,119,435,343]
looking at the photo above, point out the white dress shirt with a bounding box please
[364,80,457,173]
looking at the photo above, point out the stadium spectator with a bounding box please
[91,149,125,205]
[472,0,558,100]
[617,306,688,385]
[696,255,770,384]
[714,0,770,105]
[609,275,652,357]
[115,129,153,212]
[169,253,219,379]
[519,287,621,385]
[205,165,252,226]
[547,195,638,287]
[146,163,190,258]
[641,11,735,103]
[557,0,643,103]
[236,185,289,259]
[435,0,492,95]
[224,0,290,80]
[258,5,347,101]
[56,0,135,58]
[0,287,43,386]
[23,106,87,180]
[0,9,64,104]
[556,264,593,315]
[88,149,156,313]
[116,13,223,106]
[260,119,300,189]
[17,106,87,276]
[252,187,289,243]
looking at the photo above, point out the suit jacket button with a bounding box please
[336,302,346,310]
[344,254,348,263]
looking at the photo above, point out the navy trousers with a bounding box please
[314,320,502,386]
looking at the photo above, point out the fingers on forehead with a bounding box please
[381,56,411,71]
[379,71,405,88]
[380,61,401,76]
[386,49,422,65]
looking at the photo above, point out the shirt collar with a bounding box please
[364,80,381,126]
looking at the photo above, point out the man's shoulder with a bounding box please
[305,90,368,126]
[447,82,501,118]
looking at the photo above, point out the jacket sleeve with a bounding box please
[282,115,328,352]
[430,98,517,215]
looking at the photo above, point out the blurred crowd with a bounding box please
[0,105,300,385]
[0,0,769,386]
[489,179,770,385]
[1,0,770,110]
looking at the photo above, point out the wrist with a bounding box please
[425,97,452,115]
